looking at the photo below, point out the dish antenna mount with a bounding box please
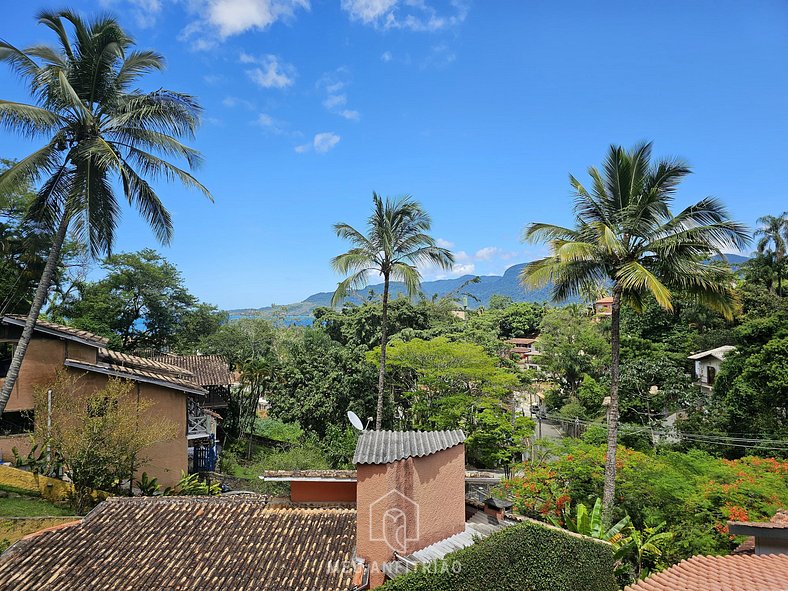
[347,410,365,431]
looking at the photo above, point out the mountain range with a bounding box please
[229,254,750,323]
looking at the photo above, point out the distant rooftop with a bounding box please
[151,354,237,387]
[688,345,736,361]
[353,429,466,465]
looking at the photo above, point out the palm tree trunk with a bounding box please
[602,286,622,523]
[0,213,69,416]
[375,274,390,430]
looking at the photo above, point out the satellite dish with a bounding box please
[347,410,365,431]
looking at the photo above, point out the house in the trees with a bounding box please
[594,296,614,318]
[150,353,238,471]
[688,345,736,393]
[0,316,212,487]
[507,337,540,368]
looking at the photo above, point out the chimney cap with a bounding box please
[484,497,513,511]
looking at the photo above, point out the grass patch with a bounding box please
[0,496,72,517]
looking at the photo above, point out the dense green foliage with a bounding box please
[51,249,226,353]
[381,518,617,591]
[378,337,532,467]
[500,440,788,564]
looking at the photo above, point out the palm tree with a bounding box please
[520,142,749,521]
[754,213,788,295]
[331,193,453,430]
[0,11,211,415]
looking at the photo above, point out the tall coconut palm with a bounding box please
[331,193,453,430]
[754,213,788,295]
[0,11,211,415]
[520,142,749,521]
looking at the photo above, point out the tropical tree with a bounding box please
[0,11,211,414]
[520,142,749,520]
[754,213,788,295]
[331,193,453,429]
[548,498,631,541]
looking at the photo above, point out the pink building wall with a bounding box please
[356,444,466,588]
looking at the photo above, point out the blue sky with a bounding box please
[1,1,787,309]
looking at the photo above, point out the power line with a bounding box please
[540,413,788,451]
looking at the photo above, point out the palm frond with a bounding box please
[117,161,173,247]
[616,261,673,310]
[390,262,421,297]
[523,222,579,243]
[331,269,372,306]
[0,100,62,137]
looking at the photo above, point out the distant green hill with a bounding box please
[229,263,555,322]
[229,254,751,322]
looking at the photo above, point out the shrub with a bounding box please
[499,441,788,564]
[381,518,617,591]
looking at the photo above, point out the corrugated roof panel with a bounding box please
[353,429,466,465]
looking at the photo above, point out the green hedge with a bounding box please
[380,518,617,591]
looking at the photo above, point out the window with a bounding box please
[0,410,34,436]
[0,342,13,378]
[706,365,716,386]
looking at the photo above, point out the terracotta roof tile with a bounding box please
[624,554,788,591]
[150,354,236,386]
[0,496,357,591]
[65,357,207,396]
[102,349,195,376]
[2,315,108,347]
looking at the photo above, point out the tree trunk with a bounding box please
[375,274,390,430]
[0,212,70,416]
[602,286,622,524]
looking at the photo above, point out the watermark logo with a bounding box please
[369,489,420,554]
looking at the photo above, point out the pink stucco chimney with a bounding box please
[353,430,466,588]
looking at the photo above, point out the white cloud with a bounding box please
[242,54,296,88]
[255,112,289,134]
[381,50,393,62]
[318,69,361,121]
[222,96,255,109]
[101,0,162,28]
[314,132,341,153]
[451,263,476,276]
[474,246,498,261]
[339,109,361,121]
[454,250,470,262]
[296,132,341,154]
[195,0,308,38]
[323,94,347,109]
[436,238,454,248]
[341,0,468,32]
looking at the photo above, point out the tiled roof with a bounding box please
[507,337,537,345]
[65,355,207,396]
[353,429,466,465]
[729,509,788,530]
[688,345,736,361]
[151,354,236,386]
[263,470,358,481]
[0,496,357,591]
[2,315,109,348]
[623,554,788,591]
[102,349,195,377]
